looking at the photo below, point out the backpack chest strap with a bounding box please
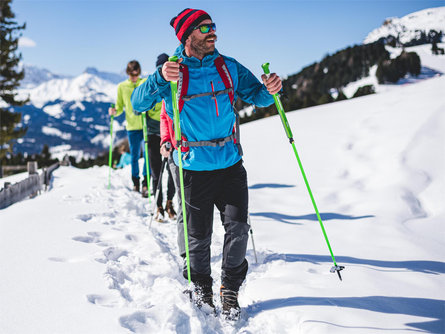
[181,134,236,148]
[182,88,234,102]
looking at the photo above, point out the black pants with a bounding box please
[147,135,175,207]
[179,160,249,292]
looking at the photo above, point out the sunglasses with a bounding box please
[194,23,216,34]
[129,71,140,77]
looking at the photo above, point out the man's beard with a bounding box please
[190,34,217,58]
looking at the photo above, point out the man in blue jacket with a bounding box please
[131,8,281,318]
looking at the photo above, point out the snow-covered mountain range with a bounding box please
[18,65,126,107]
[9,6,445,158]
[19,71,118,109]
[364,6,445,45]
[10,65,127,157]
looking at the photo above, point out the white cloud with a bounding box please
[18,37,36,48]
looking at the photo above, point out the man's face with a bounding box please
[188,19,217,56]
[128,70,140,83]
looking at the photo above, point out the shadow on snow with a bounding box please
[249,183,295,189]
[246,295,444,333]
[262,253,445,275]
[250,212,374,225]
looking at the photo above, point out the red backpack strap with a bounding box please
[215,55,243,156]
[214,56,235,104]
[178,64,189,112]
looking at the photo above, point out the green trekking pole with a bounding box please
[169,56,192,295]
[107,103,115,189]
[142,111,151,204]
[262,62,345,281]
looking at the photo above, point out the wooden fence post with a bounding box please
[27,161,38,175]
[27,161,39,197]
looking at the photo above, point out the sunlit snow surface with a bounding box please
[1,61,444,332]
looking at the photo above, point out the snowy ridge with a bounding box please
[1,69,444,333]
[364,6,445,45]
[18,72,117,109]
[20,64,71,89]
[84,67,127,85]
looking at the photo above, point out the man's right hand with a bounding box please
[161,58,183,82]
[160,142,172,157]
[108,107,117,116]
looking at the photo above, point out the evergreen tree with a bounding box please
[432,41,439,55]
[0,0,28,160]
[336,90,348,101]
[353,85,375,98]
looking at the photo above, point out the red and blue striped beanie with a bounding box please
[170,8,212,44]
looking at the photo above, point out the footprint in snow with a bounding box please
[75,214,95,222]
[72,232,101,244]
[125,234,138,242]
[86,294,120,308]
[96,247,129,262]
[72,236,96,243]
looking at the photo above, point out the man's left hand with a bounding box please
[261,73,282,95]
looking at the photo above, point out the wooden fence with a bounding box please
[0,162,60,210]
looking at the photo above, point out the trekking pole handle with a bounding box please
[261,62,271,76]
[168,56,178,62]
[261,62,293,141]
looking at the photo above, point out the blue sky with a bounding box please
[14,0,445,79]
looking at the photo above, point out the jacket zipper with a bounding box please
[210,80,219,117]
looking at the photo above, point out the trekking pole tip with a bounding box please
[330,265,345,281]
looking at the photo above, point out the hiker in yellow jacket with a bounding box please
[108,60,148,193]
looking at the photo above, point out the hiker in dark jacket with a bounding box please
[141,54,177,222]
[131,8,281,318]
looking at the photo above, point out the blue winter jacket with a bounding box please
[131,45,274,171]
[115,152,131,168]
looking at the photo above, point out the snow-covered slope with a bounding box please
[364,7,445,45]
[341,43,444,98]
[1,69,444,333]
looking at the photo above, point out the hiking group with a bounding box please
[109,8,282,319]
